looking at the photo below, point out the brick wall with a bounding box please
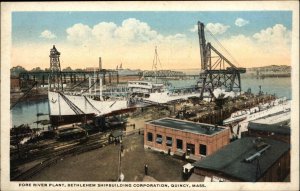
[144,122,230,158]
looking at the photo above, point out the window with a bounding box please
[200,144,207,156]
[176,139,183,149]
[166,136,172,146]
[186,143,195,155]
[156,134,163,144]
[147,132,153,142]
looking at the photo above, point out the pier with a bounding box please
[18,70,119,89]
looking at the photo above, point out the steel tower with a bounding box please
[49,45,63,91]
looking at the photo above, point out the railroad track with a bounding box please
[10,132,108,164]
[11,132,110,181]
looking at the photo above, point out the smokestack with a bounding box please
[100,78,103,101]
[99,57,102,70]
[89,76,92,95]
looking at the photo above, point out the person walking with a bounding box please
[144,164,148,175]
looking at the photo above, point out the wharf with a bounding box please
[174,94,276,125]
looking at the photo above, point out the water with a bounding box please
[10,77,291,128]
[11,99,49,128]
[241,77,291,99]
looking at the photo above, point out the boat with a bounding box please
[223,110,250,125]
[127,79,202,104]
[48,91,134,126]
[223,97,291,137]
[127,80,165,96]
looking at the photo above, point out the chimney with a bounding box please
[99,57,102,70]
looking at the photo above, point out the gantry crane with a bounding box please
[197,21,246,100]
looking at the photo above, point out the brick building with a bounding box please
[144,118,230,160]
[11,77,20,91]
[193,137,290,182]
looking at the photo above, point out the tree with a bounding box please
[62,67,73,71]
[10,66,27,77]
[74,68,84,72]
[30,67,43,72]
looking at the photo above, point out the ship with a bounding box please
[126,46,201,104]
[48,91,134,126]
[127,80,165,96]
[127,79,203,104]
[223,97,291,137]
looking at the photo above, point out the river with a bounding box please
[10,77,291,128]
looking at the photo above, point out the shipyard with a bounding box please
[9,12,293,186]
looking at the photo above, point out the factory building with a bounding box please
[192,137,290,182]
[11,77,20,92]
[144,118,230,160]
[246,121,290,144]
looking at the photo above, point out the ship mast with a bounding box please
[152,46,162,84]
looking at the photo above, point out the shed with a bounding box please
[108,130,123,144]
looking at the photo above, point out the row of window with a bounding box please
[147,132,207,155]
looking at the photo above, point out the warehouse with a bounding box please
[193,137,290,182]
[144,118,230,160]
[246,122,290,143]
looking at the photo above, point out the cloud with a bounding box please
[205,23,230,35]
[253,24,291,45]
[61,18,190,70]
[235,18,249,27]
[114,18,160,43]
[66,18,185,46]
[92,22,117,42]
[20,21,289,70]
[165,33,186,41]
[66,23,92,44]
[40,30,56,39]
[218,24,291,67]
[189,25,197,32]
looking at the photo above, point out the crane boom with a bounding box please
[198,21,207,71]
[196,21,246,100]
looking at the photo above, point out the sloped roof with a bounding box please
[248,122,290,135]
[193,137,290,182]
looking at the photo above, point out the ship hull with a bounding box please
[50,113,96,126]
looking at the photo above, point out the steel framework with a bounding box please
[49,45,63,91]
[197,21,246,100]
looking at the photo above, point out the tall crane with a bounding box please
[197,21,246,100]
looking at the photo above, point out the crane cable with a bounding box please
[206,29,241,67]
[10,81,38,110]
[70,77,89,90]
[83,95,101,114]
[58,91,84,115]
[79,80,97,95]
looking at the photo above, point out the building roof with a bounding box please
[251,110,290,125]
[110,130,123,138]
[147,118,226,136]
[192,137,290,182]
[248,122,290,135]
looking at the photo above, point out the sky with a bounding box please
[12,11,292,70]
